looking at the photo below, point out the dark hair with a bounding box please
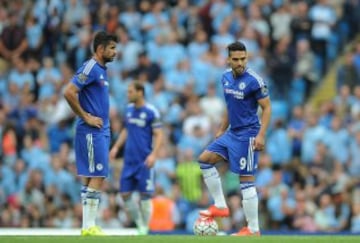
[93,31,118,53]
[131,81,145,96]
[227,41,247,56]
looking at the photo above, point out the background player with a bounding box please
[64,31,117,236]
[110,81,163,235]
[198,41,271,236]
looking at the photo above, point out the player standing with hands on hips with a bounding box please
[198,41,271,236]
[64,31,118,236]
[110,81,164,235]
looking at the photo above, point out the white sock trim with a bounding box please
[201,167,219,178]
[241,186,257,200]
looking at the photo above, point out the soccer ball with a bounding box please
[193,216,218,236]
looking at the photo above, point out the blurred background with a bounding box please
[0,0,360,234]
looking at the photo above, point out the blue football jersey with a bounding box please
[124,103,162,164]
[221,67,269,134]
[71,58,110,134]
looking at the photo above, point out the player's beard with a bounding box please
[233,66,244,77]
[103,55,115,63]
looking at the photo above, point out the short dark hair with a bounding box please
[227,41,247,56]
[93,31,118,53]
[131,81,145,96]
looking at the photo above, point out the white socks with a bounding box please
[140,199,152,227]
[125,197,152,235]
[125,198,145,228]
[82,187,101,229]
[242,186,259,233]
[201,167,227,208]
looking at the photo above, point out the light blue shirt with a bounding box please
[8,70,35,90]
[266,128,291,165]
[324,128,350,164]
[301,124,328,164]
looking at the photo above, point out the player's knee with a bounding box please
[240,175,255,182]
[198,151,219,164]
[121,192,132,201]
[140,193,152,200]
[198,151,208,162]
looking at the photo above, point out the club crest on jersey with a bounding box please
[140,112,147,119]
[96,163,103,171]
[239,82,246,90]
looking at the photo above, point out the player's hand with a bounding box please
[253,135,265,151]
[109,147,118,161]
[145,153,156,168]
[84,113,103,128]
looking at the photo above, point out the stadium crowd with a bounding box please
[1,0,360,233]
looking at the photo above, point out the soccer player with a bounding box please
[110,81,163,235]
[63,31,117,236]
[198,41,271,236]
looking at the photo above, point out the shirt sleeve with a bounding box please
[71,69,96,90]
[151,107,162,129]
[253,78,269,100]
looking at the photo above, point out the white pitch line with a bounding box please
[0,228,138,236]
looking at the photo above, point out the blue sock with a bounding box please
[198,160,214,169]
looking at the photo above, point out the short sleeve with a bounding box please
[71,60,98,90]
[71,71,96,90]
[253,77,269,100]
[150,106,162,129]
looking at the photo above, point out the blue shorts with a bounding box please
[74,131,110,177]
[206,131,258,176]
[120,162,154,194]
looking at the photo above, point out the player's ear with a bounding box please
[226,56,231,65]
[96,44,105,54]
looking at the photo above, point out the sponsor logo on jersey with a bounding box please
[128,118,146,127]
[224,88,244,99]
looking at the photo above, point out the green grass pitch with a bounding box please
[0,235,359,243]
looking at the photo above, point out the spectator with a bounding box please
[336,50,360,92]
[351,203,360,233]
[266,119,291,166]
[267,36,294,100]
[129,51,161,84]
[294,38,319,100]
[314,193,337,232]
[0,10,28,61]
[290,1,312,44]
[149,186,180,231]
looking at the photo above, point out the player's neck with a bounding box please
[232,70,243,79]
[135,99,145,108]
[93,55,105,67]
